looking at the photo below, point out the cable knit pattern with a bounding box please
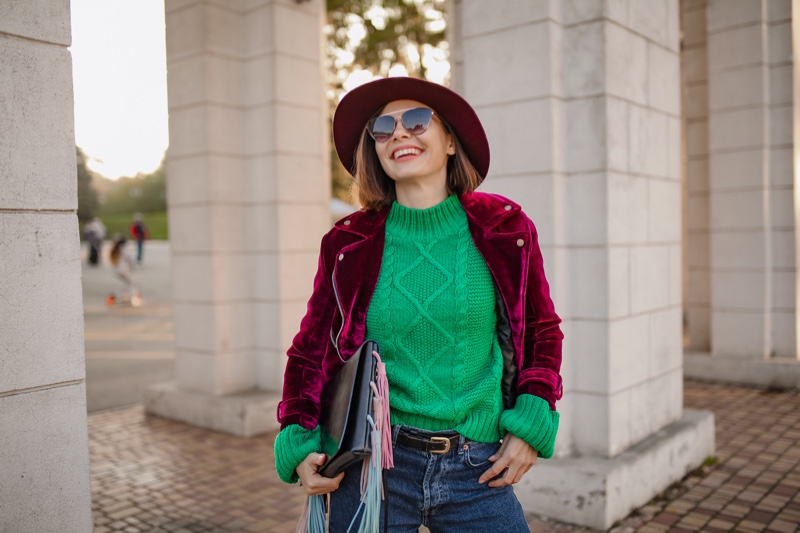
[366,195,505,443]
[273,424,321,484]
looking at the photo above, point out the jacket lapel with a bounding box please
[462,193,529,347]
[330,208,389,358]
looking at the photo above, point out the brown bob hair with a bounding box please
[351,114,483,210]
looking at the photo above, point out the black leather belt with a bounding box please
[396,429,460,454]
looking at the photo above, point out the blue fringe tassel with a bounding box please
[308,495,327,532]
[347,416,382,533]
[296,494,327,533]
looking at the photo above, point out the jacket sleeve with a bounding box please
[517,218,564,409]
[276,232,339,430]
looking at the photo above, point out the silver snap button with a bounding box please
[504,205,512,211]
[338,254,344,261]
[516,239,524,247]
[343,220,351,226]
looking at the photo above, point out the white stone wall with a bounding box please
[0,1,93,531]
[164,0,329,397]
[705,0,796,359]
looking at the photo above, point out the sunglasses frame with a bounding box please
[367,107,437,143]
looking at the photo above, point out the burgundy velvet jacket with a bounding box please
[277,191,564,431]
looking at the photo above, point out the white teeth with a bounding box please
[393,148,421,159]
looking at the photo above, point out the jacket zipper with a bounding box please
[330,268,346,363]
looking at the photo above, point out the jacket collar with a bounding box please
[333,191,521,239]
[459,191,521,231]
[333,205,390,239]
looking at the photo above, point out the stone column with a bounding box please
[452,1,714,529]
[145,0,329,436]
[706,0,795,359]
[682,0,712,351]
[684,0,800,388]
[0,2,93,532]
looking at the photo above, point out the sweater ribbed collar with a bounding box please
[386,195,466,239]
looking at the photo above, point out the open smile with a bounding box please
[392,147,423,160]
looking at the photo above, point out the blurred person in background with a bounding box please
[83,216,106,266]
[129,212,150,265]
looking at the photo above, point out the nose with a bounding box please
[391,120,412,140]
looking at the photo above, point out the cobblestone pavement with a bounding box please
[89,380,800,533]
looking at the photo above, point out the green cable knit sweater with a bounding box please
[274,196,559,484]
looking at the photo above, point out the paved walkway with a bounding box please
[82,242,800,532]
[88,380,800,533]
[82,241,175,412]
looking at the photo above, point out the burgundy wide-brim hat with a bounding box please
[333,76,490,180]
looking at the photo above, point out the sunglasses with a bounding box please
[367,107,437,143]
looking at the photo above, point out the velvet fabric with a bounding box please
[277,191,564,431]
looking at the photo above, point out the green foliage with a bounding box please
[76,146,99,222]
[325,0,447,101]
[99,158,167,215]
[100,211,169,241]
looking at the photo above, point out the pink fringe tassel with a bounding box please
[295,496,309,533]
[372,351,394,469]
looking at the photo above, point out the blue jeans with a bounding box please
[329,426,530,533]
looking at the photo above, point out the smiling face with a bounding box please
[373,99,456,194]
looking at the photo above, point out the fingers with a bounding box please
[296,453,345,496]
[303,471,344,496]
[478,456,510,484]
[480,434,539,487]
[487,438,508,463]
[487,460,534,488]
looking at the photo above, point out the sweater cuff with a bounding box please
[499,394,560,459]
[274,424,321,484]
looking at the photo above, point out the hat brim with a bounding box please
[333,77,490,180]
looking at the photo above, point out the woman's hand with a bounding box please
[478,433,538,487]
[296,453,345,496]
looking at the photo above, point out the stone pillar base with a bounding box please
[515,409,715,531]
[144,382,281,437]
[685,352,800,389]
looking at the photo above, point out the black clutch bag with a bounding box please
[318,340,380,478]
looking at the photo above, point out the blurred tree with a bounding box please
[99,156,167,215]
[76,146,99,222]
[326,0,447,100]
[325,0,448,202]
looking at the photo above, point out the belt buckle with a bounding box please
[429,436,451,454]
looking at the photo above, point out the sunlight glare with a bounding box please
[70,0,168,179]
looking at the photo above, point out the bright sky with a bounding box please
[70,0,169,180]
[69,1,449,180]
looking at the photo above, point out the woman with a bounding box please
[274,77,563,532]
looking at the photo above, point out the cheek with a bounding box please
[374,148,397,179]
[375,147,391,169]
